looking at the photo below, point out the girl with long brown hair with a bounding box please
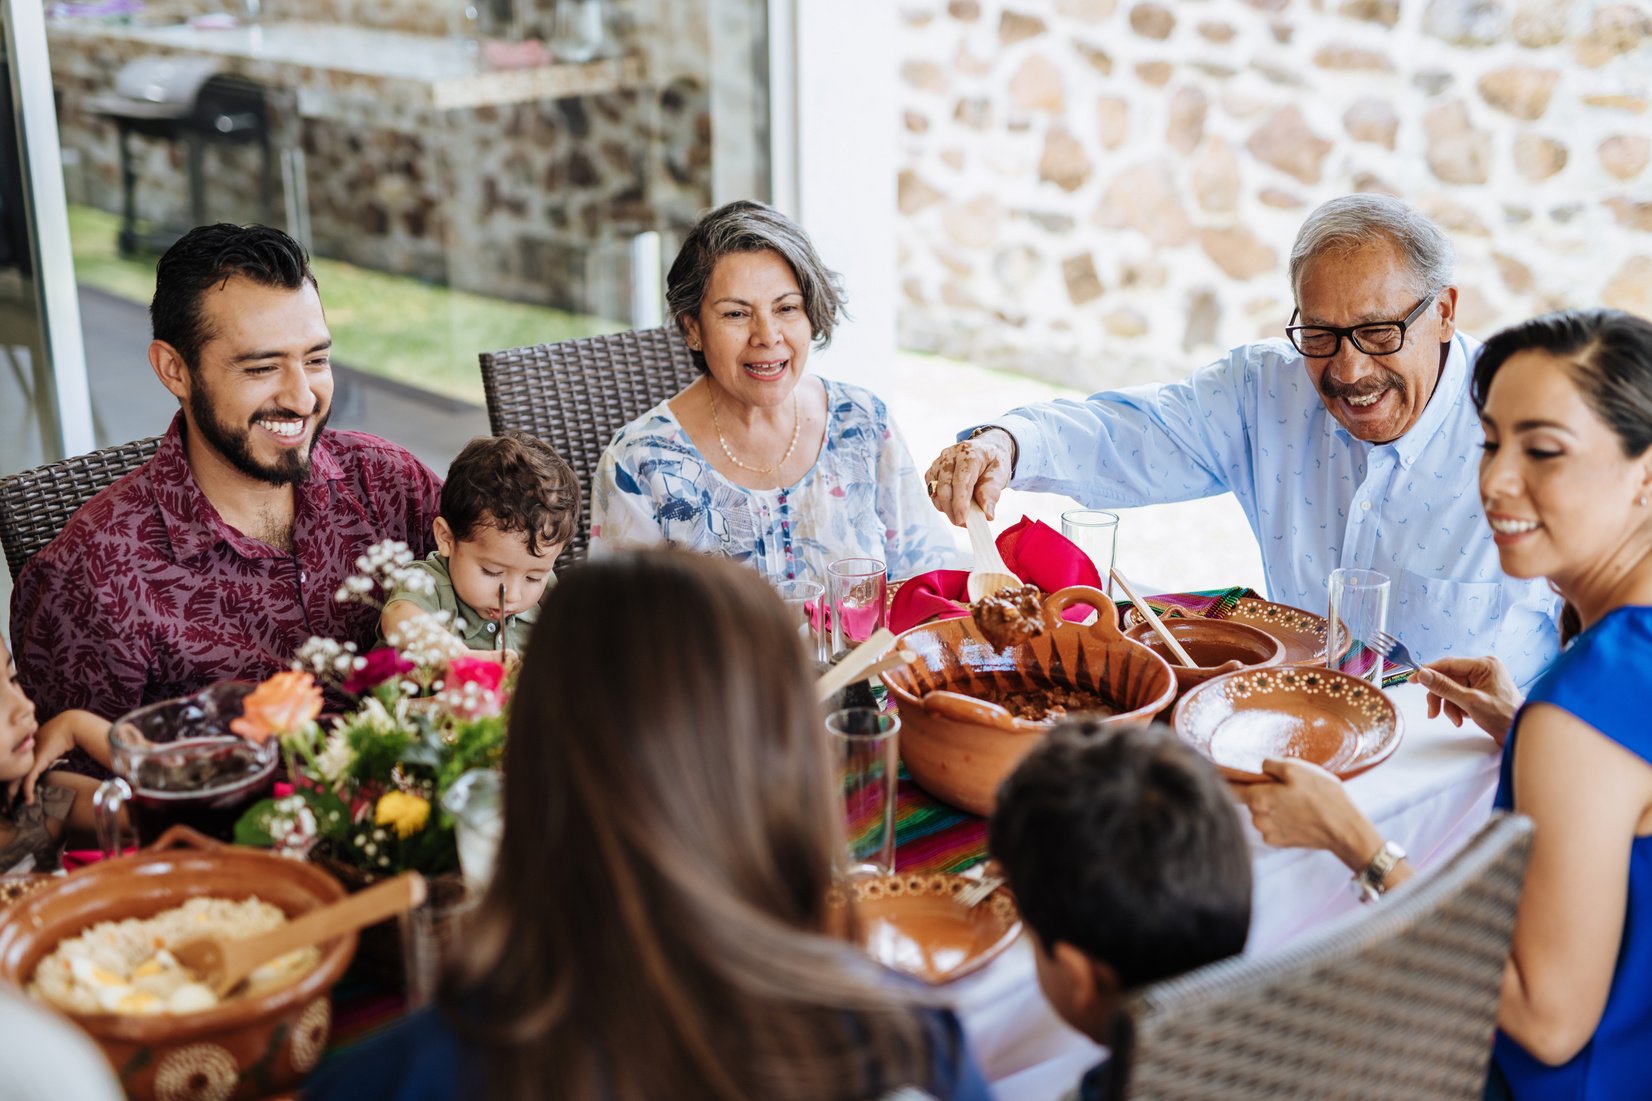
[309,549,991,1100]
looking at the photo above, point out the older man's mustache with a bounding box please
[1320,372,1404,403]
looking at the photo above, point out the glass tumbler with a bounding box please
[827,557,887,660]
[1060,509,1120,596]
[775,579,829,665]
[1326,568,1391,686]
[825,708,899,879]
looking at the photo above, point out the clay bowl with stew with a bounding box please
[1124,618,1286,698]
[883,586,1176,816]
[0,826,355,1101]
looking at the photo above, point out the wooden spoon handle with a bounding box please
[816,628,897,701]
[966,506,1007,573]
[236,872,428,974]
[1110,569,1197,668]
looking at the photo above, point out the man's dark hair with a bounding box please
[150,223,316,371]
[990,721,1252,990]
[441,431,580,557]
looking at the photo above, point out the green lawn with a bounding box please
[68,205,622,403]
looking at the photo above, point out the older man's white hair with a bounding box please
[1289,194,1455,303]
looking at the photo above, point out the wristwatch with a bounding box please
[1351,840,1406,903]
[965,425,1018,476]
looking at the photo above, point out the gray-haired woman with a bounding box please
[591,200,956,584]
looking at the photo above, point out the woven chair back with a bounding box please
[0,437,161,582]
[479,327,700,572]
[1123,812,1533,1100]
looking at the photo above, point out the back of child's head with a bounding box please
[441,431,579,557]
[990,720,1252,989]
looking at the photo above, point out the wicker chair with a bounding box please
[1122,812,1533,1101]
[479,327,700,572]
[0,437,161,582]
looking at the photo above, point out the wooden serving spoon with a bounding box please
[1110,568,1196,668]
[965,505,1019,603]
[173,872,427,998]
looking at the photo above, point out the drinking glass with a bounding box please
[1061,509,1120,596]
[825,708,899,879]
[93,682,280,856]
[441,769,503,891]
[827,557,887,660]
[775,578,829,664]
[1326,568,1391,686]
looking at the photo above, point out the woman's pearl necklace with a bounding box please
[709,386,802,479]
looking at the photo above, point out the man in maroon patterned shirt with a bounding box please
[9,225,442,750]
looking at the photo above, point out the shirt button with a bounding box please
[1360,500,1372,512]
[486,622,498,633]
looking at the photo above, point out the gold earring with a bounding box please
[689,341,701,351]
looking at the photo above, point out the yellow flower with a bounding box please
[374,792,430,839]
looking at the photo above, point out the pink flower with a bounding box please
[344,647,416,695]
[443,655,506,719]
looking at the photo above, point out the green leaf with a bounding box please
[234,799,280,847]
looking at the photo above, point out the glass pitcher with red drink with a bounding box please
[93,682,280,854]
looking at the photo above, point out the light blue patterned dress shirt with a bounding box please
[991,333,1561,688]
[593,378,960,585]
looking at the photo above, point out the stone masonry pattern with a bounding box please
[896,0,1652,389]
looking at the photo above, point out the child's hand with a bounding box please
[15,710,112,805]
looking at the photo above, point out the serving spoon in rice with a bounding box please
[174,872,427,998]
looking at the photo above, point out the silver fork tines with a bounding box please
[1368,629,1421,676]
[955,874,1005,909]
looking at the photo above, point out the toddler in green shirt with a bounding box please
[381,431,579,661]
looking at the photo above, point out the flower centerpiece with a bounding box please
[234,542,508,880]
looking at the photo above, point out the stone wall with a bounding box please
[896,0,1652,389]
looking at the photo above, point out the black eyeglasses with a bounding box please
[1286,293,1436,359]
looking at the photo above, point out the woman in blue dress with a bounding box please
[1237,308,1652,1101]
[591,200,957,585]
[306,550,992,1101]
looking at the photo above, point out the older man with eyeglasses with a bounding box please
[926,193,1561,688]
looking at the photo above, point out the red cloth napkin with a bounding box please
[889,517,1105,634]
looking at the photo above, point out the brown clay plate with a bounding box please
[1173,665,1402,783]
[849,873,1022,984]
[1125,597,1328,665]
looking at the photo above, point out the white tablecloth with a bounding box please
[951,682,1502,1100]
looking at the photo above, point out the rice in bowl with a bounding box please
[31,896,321,1016]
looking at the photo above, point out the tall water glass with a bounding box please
[1061,509,1120,595]
[825,708,899,879]
[775,579,830,664]
[1327,568,1391,685]
[827,557,887,660]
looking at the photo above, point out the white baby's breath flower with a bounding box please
[313,731,356,785]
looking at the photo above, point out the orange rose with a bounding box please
[231,671,324,743]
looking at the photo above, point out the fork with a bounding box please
[1368,629,1421,678]
[955,873,1005,909]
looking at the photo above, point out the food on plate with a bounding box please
[970,584,1046,651]
[31,896,320,1016]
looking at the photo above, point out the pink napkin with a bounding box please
[888,517,1105,634]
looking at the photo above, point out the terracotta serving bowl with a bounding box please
[882,586,1177,816]
[0,826,356,1101]
[1124,618,1287,697]
[848,873,1021,985]
[1173,665,1404,783]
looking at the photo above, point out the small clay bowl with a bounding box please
[1124,618,1286,696]
[0,826,356,1101]
[883,585,1176,816]
[845,873,1021,984]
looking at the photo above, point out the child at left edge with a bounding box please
[379,430,580,663]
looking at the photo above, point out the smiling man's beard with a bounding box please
[188,384,330,487]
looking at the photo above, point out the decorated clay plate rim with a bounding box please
[1124,595,1327,665]
[1171,664,1403,783]
[844,872,1023,985]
